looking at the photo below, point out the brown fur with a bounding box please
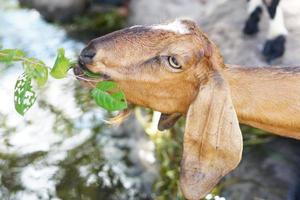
[76,19,300,199]
[224,66,300,139]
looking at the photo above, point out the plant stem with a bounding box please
[0,52,99,83]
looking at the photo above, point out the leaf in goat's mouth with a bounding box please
[74,59,126,111]
[91,81,127,111]
[82,68,102,78]
[81,68,127,111]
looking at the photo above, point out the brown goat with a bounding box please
[74,19,300,200]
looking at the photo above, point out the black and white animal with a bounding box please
[244,0,288,62]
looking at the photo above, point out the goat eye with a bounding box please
[168,56,181,69]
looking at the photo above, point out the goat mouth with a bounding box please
[73,62,111,83]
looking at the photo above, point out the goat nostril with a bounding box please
[83,50,96,59]
[80,48,96,64]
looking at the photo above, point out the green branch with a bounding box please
[0,48,127,115]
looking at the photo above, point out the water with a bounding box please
[0,1,155,199]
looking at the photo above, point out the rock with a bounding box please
[19,0,88,22]
[128,0,227,25]
[222,137,300,200]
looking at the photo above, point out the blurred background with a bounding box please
[1,0,300,199]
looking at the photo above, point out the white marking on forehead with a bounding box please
[151,19,190,34]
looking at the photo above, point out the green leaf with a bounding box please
[83,69,101,78]
[23,58,48,87]
[14,73,37,115]
[96,81,118,91]
[50,48,71,79]
[0,49,26,63]
[91,81,127,111]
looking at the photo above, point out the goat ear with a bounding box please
[180,72,243,200]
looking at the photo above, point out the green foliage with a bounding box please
[150,120,186,200]
[14,74,36,115]
[50,48,72,79]
[23,58,48,87]
[0,47,128,115]
[67,10,126,40]
[0,49,26,63]
[153,136,184,200]
[83,69,102,78]
[91,81,127,111]
[241,124,274,147]
[0,49,48,115]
